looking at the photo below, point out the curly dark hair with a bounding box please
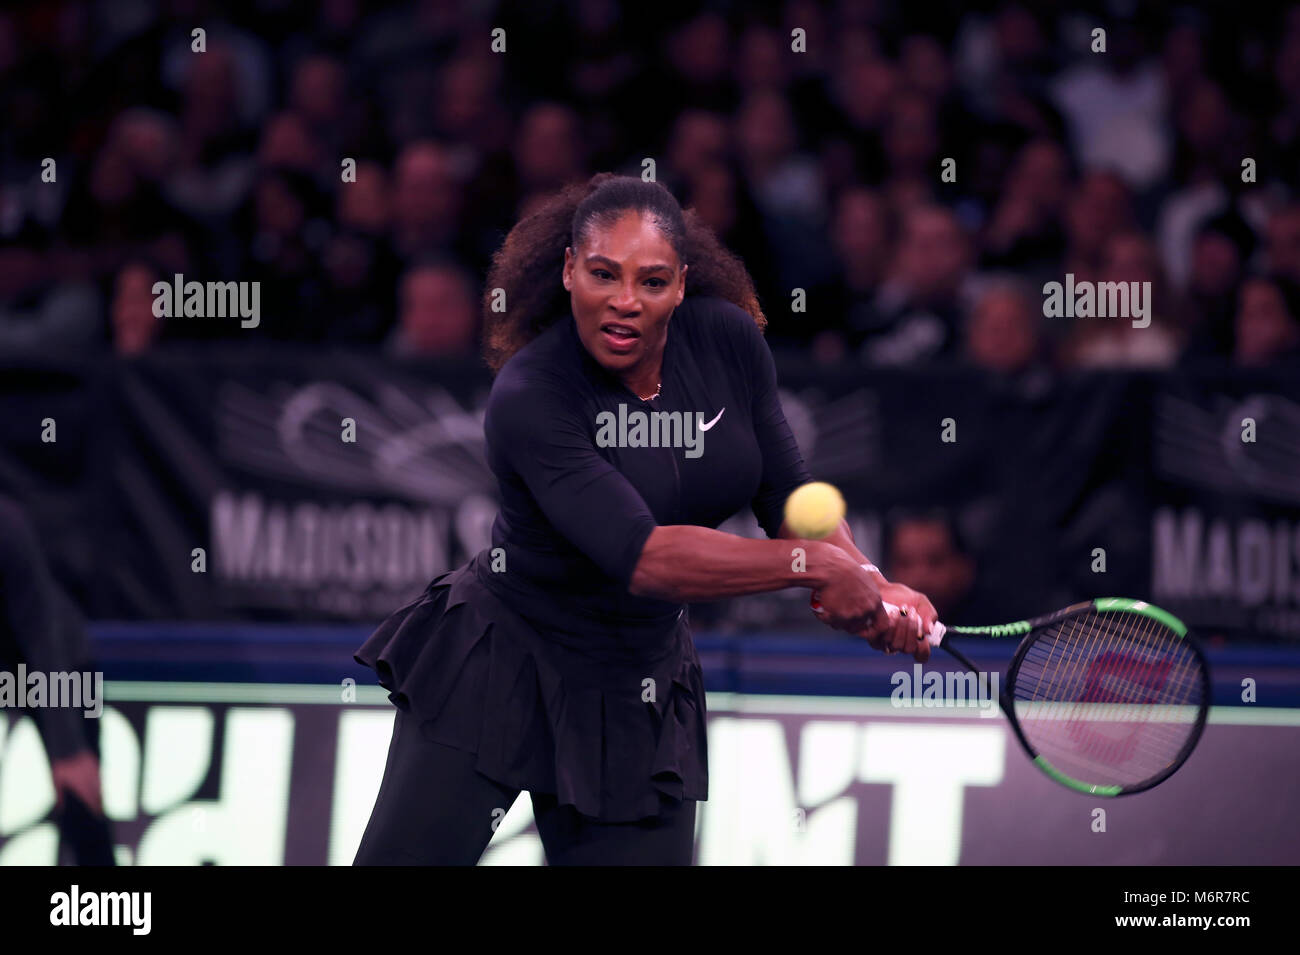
[481,172,767,372]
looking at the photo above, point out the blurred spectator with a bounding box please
[1265,204,1300,284]
[1063,170,1134,286]
[386,261,479,357]
[1181,210,1258,360]
[319,228,399,344]
[0,246,102,352]
[867,204,972,364]
[338,160,391,237]
[1270,24,1300,192]
[513,103,587,209]
[1169,78,1241,193]
[435,53,511,158]
[736,24,789,96]
[238,168,329,340]
[954,4,1059,139]
[1234,273,1300,367]
[1161,19,1207,110]
[1061,231,1181,368]
[650,10,738,139]
[113,108,180,191]
[565,0,641,107]
[257,111,324,178]
[981,138,1070,275]
[111,261,162,356]
[165,43,260,222]
[1154,77,1249,284]
[288,53,346,152]
[159,26,272,129]
[318,159,401,342]
[899,33,954,106]
[681,161,782,324]
[827,55,898,184]
[391,140,466,262]
[1050,22,1169,192]
[735,90,826,223]
[965,279,1044,375]
[666,110,731,190]
[54,111,192,283]
[885,511,977,621]
[734,90,833,306]
[809,186,893,360]
[881,90,941,211]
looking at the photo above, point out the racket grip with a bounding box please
[882,601,946,647]
[809,596,946,647]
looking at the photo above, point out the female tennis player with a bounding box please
[353,173,938,866]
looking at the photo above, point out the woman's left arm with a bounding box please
[776,517,938,635]
[777,517,874,573]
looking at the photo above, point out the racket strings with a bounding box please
[1010,609,1206,789]
[1020,619,1201,779]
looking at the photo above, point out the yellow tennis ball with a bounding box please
[784,481,845,539]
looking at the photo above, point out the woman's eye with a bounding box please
[590,270,666,288]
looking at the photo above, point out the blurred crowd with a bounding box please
[3,0,1300,371]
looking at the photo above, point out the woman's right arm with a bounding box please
[629,525,886,635]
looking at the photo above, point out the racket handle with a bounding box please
[809,596,946,647]
[881,600,946,647]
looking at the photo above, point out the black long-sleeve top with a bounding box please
[479,295,811,645]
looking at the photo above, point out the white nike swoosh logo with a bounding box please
[698,407,725,431]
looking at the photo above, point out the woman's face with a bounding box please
[563,211,687,378]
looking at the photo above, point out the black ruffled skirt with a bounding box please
[353,553,709,823]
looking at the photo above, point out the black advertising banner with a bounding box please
[96,347,494,620]
[709,365,1149,631]
[1147,367,1300,643]
[2,350,1298,641]
[0,357,105,610]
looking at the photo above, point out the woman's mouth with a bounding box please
[600,321,640,352]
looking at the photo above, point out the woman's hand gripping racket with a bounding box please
[812,593,1211,796]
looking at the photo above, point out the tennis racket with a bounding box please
[811,595,1211,796]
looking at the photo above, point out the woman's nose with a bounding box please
[610,283,639,310]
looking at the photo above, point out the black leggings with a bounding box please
[354,709,697,865]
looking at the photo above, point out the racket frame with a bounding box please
[938,598,1211,796]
